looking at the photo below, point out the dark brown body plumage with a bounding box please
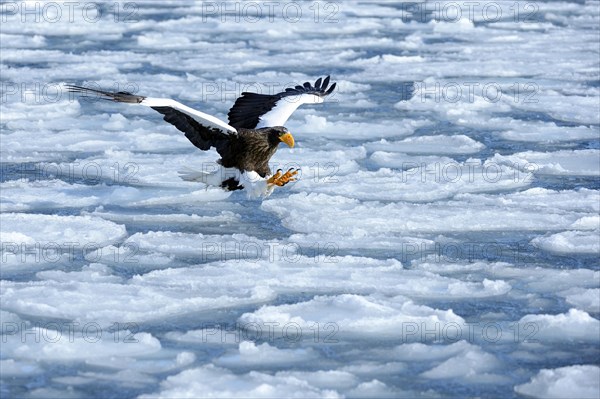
[219,128,282,177]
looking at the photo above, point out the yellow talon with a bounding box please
[267,170,283,185]
[267,168,299,187]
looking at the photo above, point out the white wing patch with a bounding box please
[256,93,324,128]
[141,97,237,134]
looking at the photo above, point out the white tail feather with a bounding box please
[178,166,242,188]
[178,166,212,183]
[178,166,276,198]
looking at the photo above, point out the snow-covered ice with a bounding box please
[1,1,599,398]
[514,365,600,399]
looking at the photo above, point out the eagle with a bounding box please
[66,76,336,197]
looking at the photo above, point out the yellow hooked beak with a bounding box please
[279,132,295,148]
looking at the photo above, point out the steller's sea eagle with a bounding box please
[66,77,336,197]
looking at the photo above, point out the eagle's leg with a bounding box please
[267,168,298,187]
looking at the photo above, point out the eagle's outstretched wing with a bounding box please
[65,85,237,156]
[227,76,336,129]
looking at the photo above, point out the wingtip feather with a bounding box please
[326,82,337,95]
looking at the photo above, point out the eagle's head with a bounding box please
[264,126,295,148]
